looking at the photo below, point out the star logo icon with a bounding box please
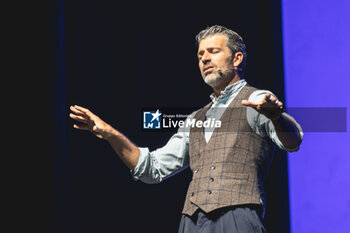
[150,109,162,122]
[143,109,162,129]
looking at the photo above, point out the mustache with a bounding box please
[202,64,217,71]
[202,64,223,74]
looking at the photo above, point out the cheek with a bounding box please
[198,62,203,71]
[221,56,234,68]
[214,54,230,66]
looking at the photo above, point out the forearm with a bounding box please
[271,113,302,149]
[106,128,140,171]
[132,132,190,184]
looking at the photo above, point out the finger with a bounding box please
[241,100,258,107]
[270,96,277,103]
[265,94,280,105]
[92,125,102,134]
[69,113,89,123]
[73,124,90,130]
[70,106,86,116]
[74,105,90,113]
[269,97,281,106]
[74,105,95,118]
[277,101,285,112]
[265,93,271,102]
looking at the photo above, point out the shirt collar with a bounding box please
[209,79,247,103]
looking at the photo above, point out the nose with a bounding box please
[201,52,211,64]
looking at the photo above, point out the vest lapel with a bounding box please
[196,85,250,145]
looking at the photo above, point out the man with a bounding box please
[69,25,303,233]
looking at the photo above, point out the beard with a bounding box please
[203,72,222,87]
[202,68,234,89]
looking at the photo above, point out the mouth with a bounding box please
[203,66,214,73]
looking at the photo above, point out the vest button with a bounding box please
[211,166,216,170]
[210,177,214,182]
[208,190,212,195]
[194,169,199,173]
[190,192,194,197]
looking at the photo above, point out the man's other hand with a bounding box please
[241,93,285,120]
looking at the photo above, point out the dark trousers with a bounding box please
[178,205,266,233]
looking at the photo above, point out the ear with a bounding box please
[232,52,244,68]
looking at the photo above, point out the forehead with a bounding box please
[198,34,229,51]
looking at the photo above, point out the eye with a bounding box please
[210,48,220,53]
[197,51,204,60]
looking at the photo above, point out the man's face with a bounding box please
[197,34,235,88]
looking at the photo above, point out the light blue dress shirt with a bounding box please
[132,79,303,184]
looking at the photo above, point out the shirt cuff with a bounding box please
[130,147,150,181]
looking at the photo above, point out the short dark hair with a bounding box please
[195,25,247,78]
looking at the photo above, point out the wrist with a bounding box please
[270,113,282,121]
[269,107,285,121]
[104,126,119,141]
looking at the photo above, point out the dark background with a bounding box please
[10,0,289,232]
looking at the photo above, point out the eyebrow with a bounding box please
[197,47,221,56]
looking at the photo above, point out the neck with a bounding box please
[213,75,241,100]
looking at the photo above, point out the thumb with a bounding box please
[92,125,102,133]
[241,99,256,107]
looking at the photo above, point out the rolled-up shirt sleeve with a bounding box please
[131,125,191,184]
[262,112,303,152]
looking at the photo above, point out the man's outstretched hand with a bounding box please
[241,93,285,120]
[69,105,140,170]
[69,105,115,139]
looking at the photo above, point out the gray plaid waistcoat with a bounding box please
[182,85,275,216]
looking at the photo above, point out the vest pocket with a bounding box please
[222,173,249,180]
[220,175,250,194]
